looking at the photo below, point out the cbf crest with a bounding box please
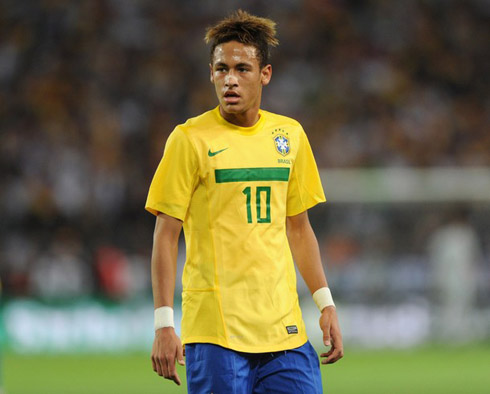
[272,128,290,156]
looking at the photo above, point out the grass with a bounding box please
[3,345,490,393]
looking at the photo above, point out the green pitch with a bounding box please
[4,345,490,394]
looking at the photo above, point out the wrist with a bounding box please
[321,305,335,313]
[154,306,174,331]
[312,287,335,312]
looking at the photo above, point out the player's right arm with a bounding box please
[150,212,185,386]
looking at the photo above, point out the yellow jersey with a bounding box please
[146,106,325,353]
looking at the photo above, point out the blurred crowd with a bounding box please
[0,0,488,301]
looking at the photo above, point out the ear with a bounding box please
[261,64,272,86]
[209,63,214,83]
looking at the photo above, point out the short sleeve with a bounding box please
[286,128,326,216]
[145,127,199,221]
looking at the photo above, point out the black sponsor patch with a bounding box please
[286,325,298,335]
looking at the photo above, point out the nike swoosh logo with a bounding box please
[208,148,228,157]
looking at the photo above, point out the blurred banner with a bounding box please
[2,297,489,353]
[0,298,431,353]
[1,298,156,353]
[320,168,490,202]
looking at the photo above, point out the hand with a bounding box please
[319,306,344,364]
[151,327,185,385]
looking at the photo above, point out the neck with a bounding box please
[219,106,260,128]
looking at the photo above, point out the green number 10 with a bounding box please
[242,186,271,223]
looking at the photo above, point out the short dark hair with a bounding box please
[204,9,279,68]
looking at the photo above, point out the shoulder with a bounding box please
[167,109,218,154]
[261,110,307,147]
[260,109,304,129]
[177,109,217,136]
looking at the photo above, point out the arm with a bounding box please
[150,213,185,385]
[286,210,343,364]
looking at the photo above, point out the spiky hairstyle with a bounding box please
[204,10,279,68]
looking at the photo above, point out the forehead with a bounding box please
[212,41,259,65]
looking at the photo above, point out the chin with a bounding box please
[222,104,243,114]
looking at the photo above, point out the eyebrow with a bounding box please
[214,62,253,68]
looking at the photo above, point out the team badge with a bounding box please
[274,134,290,156]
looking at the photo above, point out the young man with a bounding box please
[146,10,343,393]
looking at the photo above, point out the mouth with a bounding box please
[223,90,240,104]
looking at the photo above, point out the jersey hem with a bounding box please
[145,203,186,221]
[182,335,308,354]
[286,196,326,217]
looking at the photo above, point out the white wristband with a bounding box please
[312,287,335,311]
[154,306,174,331]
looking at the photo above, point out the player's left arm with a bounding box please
[286,210,344,364]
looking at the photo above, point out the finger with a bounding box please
[323,327,332,347]
[321,319,332,346]
[169,347,182,385]
[171,371,182,386]
[323,354,342,364]
[177,343,185,366]
[320,348,334,358]
[151,355,157,373]
[331,337,343,353]
[162,354,171,379]
[167,353,181,386]
[152,354,164,376]
[166,353,179,383]
[322,348,344,364]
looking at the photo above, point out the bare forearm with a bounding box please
[286,211,327,294]
[151,213,183,308]
[151,245,177,308]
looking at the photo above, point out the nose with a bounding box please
[225,72,238,87]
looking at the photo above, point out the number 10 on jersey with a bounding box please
[242,186,271,223]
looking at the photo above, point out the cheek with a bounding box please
[212,74,223,86]
[245,80,261,94]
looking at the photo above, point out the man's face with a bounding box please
[210,41,271,118]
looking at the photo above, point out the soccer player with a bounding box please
[146,10,343,393]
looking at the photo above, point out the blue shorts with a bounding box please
[185,341,323,394]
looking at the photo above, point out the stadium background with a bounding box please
[0,0,489,393]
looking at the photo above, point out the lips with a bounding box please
[223,90,240,104]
